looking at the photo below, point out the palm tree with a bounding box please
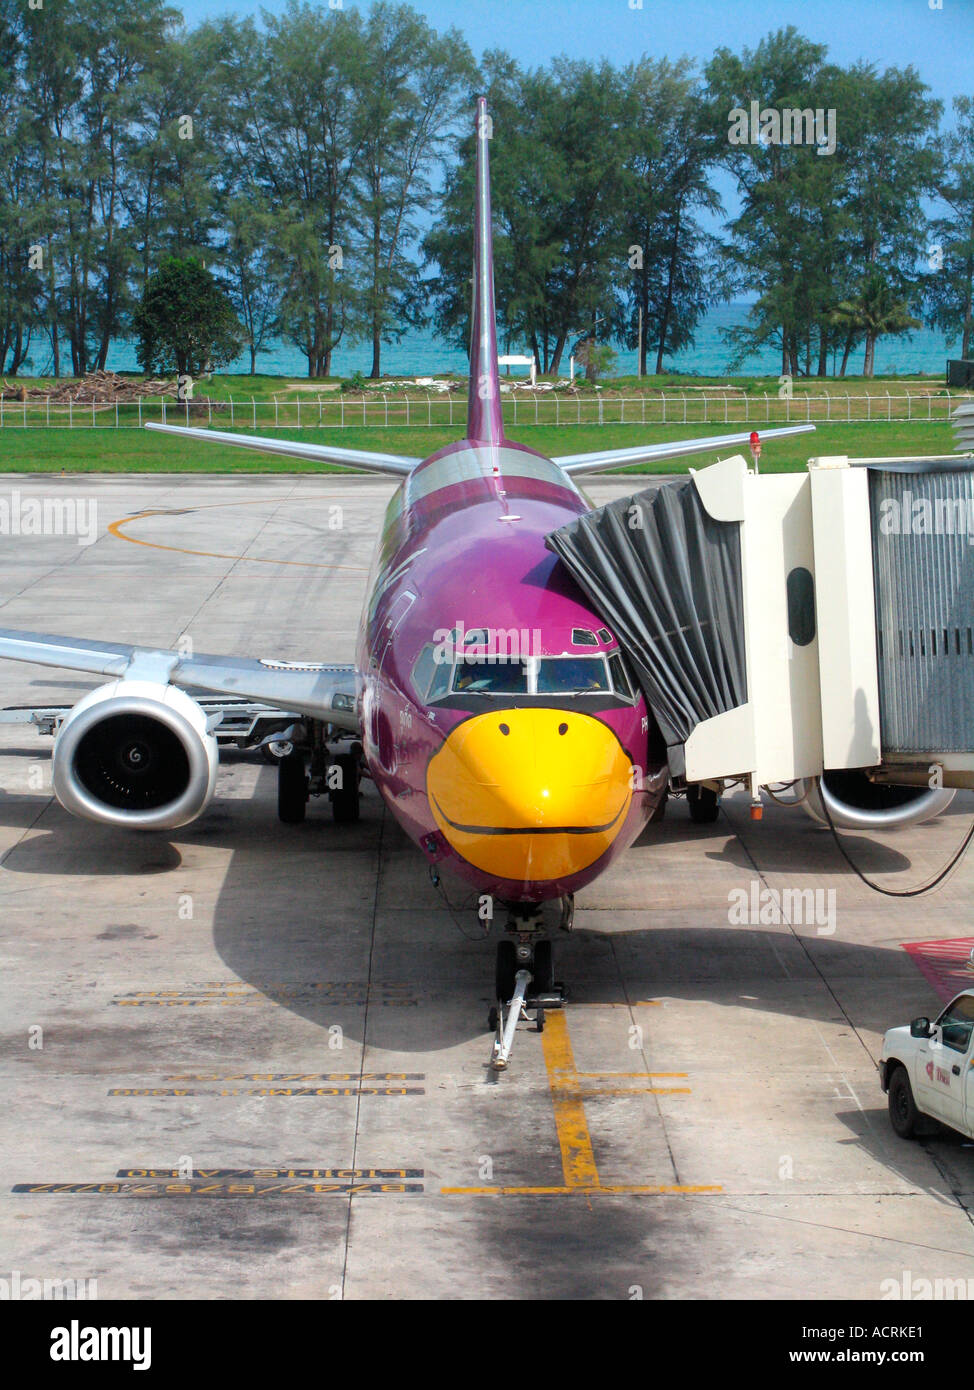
[828,272,920,377]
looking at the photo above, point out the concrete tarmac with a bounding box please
[0,473,972,1301]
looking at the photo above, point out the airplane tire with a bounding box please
[532,940,554,993]
[687,785,720,824]
[888,1067,919,1140]
[496,941,516,1003]
[330,753,360,824]
[278,751,308,824]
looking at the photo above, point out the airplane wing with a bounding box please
[145,423,418,477]
[555,424,816,475]
[0,628,359,731]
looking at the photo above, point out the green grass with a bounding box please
[0,419,957,474]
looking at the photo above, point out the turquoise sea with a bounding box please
[93,301,961,380]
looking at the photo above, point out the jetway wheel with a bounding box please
[687,785,720,824]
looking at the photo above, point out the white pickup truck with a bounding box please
[881,988,974,1139]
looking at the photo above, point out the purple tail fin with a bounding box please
[466,97,505,445]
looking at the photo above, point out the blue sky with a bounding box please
[178,0,972,111]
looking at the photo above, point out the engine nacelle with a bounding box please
[52,681,219,831]
[799,769,955,831]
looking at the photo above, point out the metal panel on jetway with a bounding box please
[869,468,974,753]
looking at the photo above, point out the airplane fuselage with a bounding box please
[356,437,668,904]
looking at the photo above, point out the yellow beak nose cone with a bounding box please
[427,708,632,883]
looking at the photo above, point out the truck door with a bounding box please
[921,994,974,1132]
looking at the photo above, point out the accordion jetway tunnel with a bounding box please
[547,451,974,832]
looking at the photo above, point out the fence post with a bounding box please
[115,398,119,428]
[867,394,871,421]
[138,396,142,428]
[928,393,932,420]
[886,391,891,421]
[426,394,431,426]
[620,397,624,424]
[296,397,300,428]
[405,394,409,427]
[92,398,96,428]
[448,395,453,428]
[847,393,851,421]
[340,395,344,429]
[384,395,388,428]
[363,395,366,426]
[230,396,234,426]
[643,396,647,424]
[274,397,279,428]
[807,394,811,422]
[160,398,163,426]
[47,395,50,428]
[555,396,559,426]
[535,395,539,425]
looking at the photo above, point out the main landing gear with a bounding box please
[488,897,572,1071]
[277,729,363,825]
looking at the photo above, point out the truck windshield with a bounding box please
[938,995,974,1053]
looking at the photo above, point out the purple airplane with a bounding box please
[0,100,812,1065]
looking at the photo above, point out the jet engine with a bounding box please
[52,681,218,830]
[799,770,955,831]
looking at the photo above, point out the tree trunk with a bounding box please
[657,209,682,376]
[839,329,854,377]
[550,331,568,376]
[863,333,876,377]
[370,323,381,379]
[250,344,256,375]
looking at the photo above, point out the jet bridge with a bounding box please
[547,453,974,808]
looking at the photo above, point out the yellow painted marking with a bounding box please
[107,494,366,571]
[441,1185,723,1196]
[575,1087,691,1096]
[572,1001,662,1008]
[576,1072,688,1079]
[541,1011,600,1188]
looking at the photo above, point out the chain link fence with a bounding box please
[0,389,965,430]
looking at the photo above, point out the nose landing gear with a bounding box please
[488,899,570,1071]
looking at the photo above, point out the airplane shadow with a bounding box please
[1,773,971,1056]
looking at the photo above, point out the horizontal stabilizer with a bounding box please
[556,424,816,475]
[145,423,417,477]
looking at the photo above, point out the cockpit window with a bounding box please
[452,659,529,694]
[411,645,438,701]
[609,652,635,701]
[537,656,610,694]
